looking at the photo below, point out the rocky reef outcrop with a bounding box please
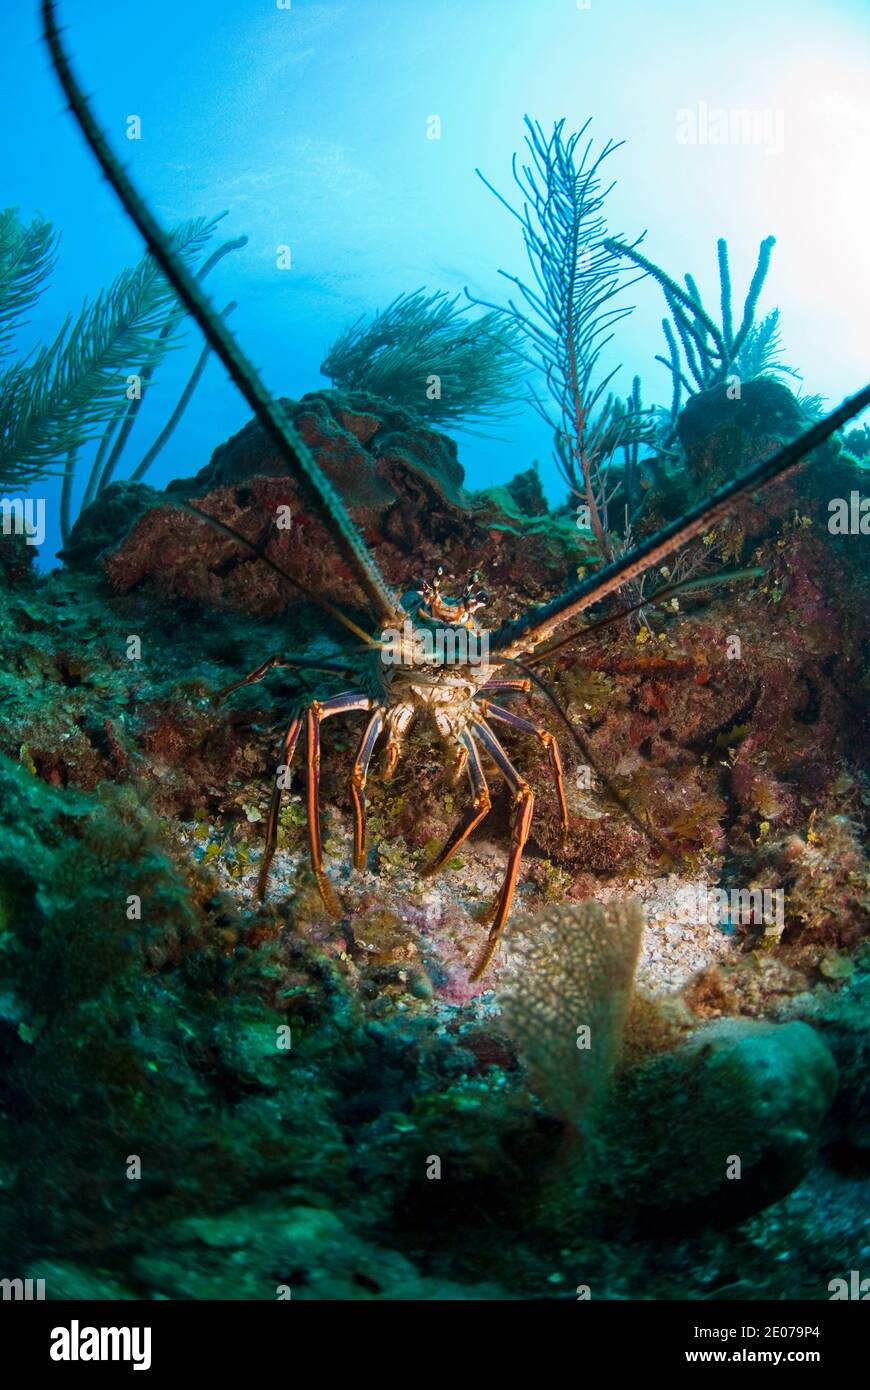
[62,391,583,626]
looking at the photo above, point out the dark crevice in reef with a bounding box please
[686,685,763,759]
[794,673,823,726]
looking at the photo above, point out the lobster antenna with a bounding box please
[493,381,870,656]
[525,566,764,666]
[500,570,764,852]
[173,500,382,648]
[501,654,675,863]
[42,0,398,627]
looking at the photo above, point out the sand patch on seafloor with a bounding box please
[180,809,739,1002]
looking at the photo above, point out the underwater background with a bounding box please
[1,0,870,1307]
[3,0,869,561]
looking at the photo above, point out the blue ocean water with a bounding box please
[3,0,869,562]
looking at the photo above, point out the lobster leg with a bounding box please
[307,693,374,915]
[216,654,294,704]
[380,704,415,782]
[214,653,354,705]
[257,692,372,908]
[257,712,303,899]
[470,718,535,980]
[351,708,386,871]
[479,701,569,840]
[422,730,491,876]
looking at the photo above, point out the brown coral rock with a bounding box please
[96,390,583,622]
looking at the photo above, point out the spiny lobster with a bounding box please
[44,0,870,978]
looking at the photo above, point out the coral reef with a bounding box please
[64,390,587,625]
[3,379,869,1302]
[1,727,865,1297]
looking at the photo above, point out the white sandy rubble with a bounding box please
[181,807,738,1000]
[595,871,740,992]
